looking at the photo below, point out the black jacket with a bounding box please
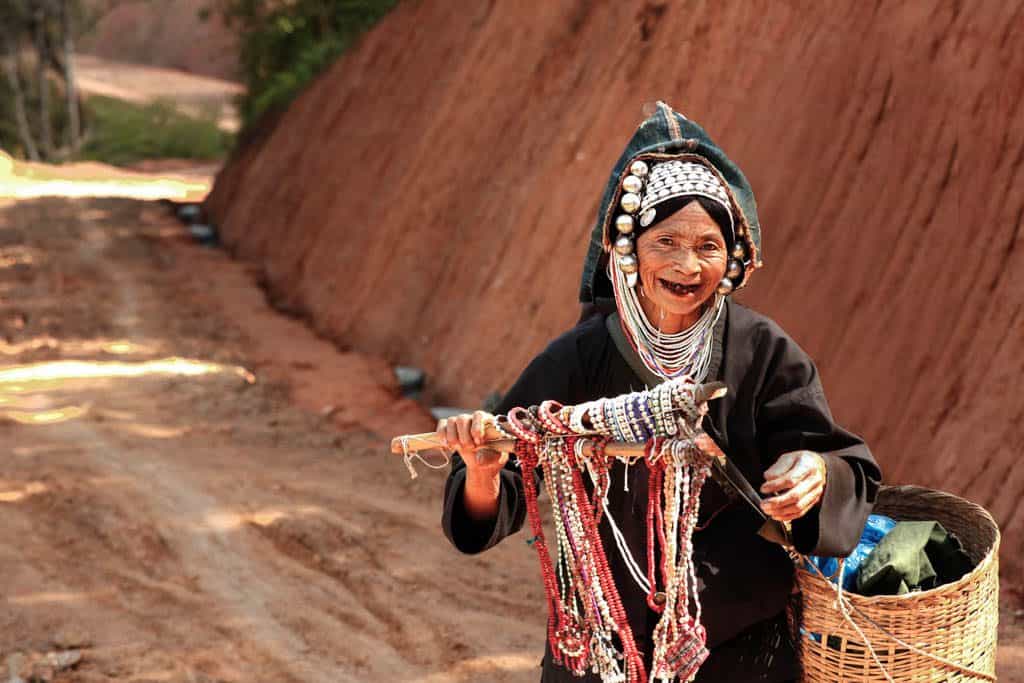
[441,300,881,682]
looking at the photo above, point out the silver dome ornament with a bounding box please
[716,277,734,295]
[731,242,746,259]
[626,272,639,288]
[619,253,638,274]
[639,208,657,227]
[622,175,643,194]
[615,214,635,235]
[629,160,649,178]
[620,192,641,214]
[726,259,743,279]
[614,236,634,255]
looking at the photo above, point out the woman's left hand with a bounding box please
[760,451,827,522]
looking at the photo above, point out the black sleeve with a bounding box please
[441,345,575,554]
[754,328,883,557]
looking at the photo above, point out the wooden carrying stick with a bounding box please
[389,382,728,459]
[391,429,650,459]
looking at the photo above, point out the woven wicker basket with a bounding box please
[792,485,1000,682]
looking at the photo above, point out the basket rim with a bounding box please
[794,484,1002,605]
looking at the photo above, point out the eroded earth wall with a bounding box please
[205,2,1024,582]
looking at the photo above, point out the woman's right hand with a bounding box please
[438,410,507,521]
[436,410,508,475]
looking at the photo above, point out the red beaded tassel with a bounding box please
[646,455,665,614]
[515,440,567,665]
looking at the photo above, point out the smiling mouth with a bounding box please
[659,278,700,297]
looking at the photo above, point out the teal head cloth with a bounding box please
[579,102,763,304]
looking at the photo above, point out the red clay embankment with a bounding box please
[205,2,1024,586]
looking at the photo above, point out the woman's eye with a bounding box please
[657,237,674,246]
[701,242,720,252]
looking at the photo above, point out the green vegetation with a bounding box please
[201,0,398,131]
[76,96,230,166]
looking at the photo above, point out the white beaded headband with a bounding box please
[639,161,734,237]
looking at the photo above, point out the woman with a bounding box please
[438,102,881,682]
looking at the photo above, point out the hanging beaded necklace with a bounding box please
[610,257,724,382]
[499,378,715,682]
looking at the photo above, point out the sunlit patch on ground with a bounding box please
[0,357,256,386]
[197,505,327,532]
[116,421,190,439]
[0,481,48,503]
[0,336,161,357]
[410,653,541,682]
[0,246,38,268]
[0,150,212,202]
[0,357,255,425]
[7,589,116,605]
[1,177,210,202]
[10,444,87,458]
[1,403,91,425]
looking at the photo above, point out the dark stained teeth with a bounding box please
[660,278,696,293]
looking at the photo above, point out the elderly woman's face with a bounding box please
[635,201,728,332]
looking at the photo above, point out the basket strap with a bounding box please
[800,556,996,682]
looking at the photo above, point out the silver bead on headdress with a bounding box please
[610,159,748,295]
[612,160,651,287]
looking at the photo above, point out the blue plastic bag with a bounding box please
[807,514,896,591]
[802,514,897,646]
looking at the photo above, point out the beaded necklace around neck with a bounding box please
[610,260,723,382]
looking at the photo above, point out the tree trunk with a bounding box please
[1,33,40,161]
[35,3,54,159]
[60,0,80,150]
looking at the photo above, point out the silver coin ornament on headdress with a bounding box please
[613,159,747,295]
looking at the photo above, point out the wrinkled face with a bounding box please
[635,201,728,332]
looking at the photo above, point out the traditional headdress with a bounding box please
[579,101,762,306]
[611,158,744,293]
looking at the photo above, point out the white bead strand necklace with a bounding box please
[610,260,723,381]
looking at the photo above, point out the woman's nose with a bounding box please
[672,248,701,276]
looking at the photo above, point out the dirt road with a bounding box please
[0,195,1020,682]
[0,196,545,682]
